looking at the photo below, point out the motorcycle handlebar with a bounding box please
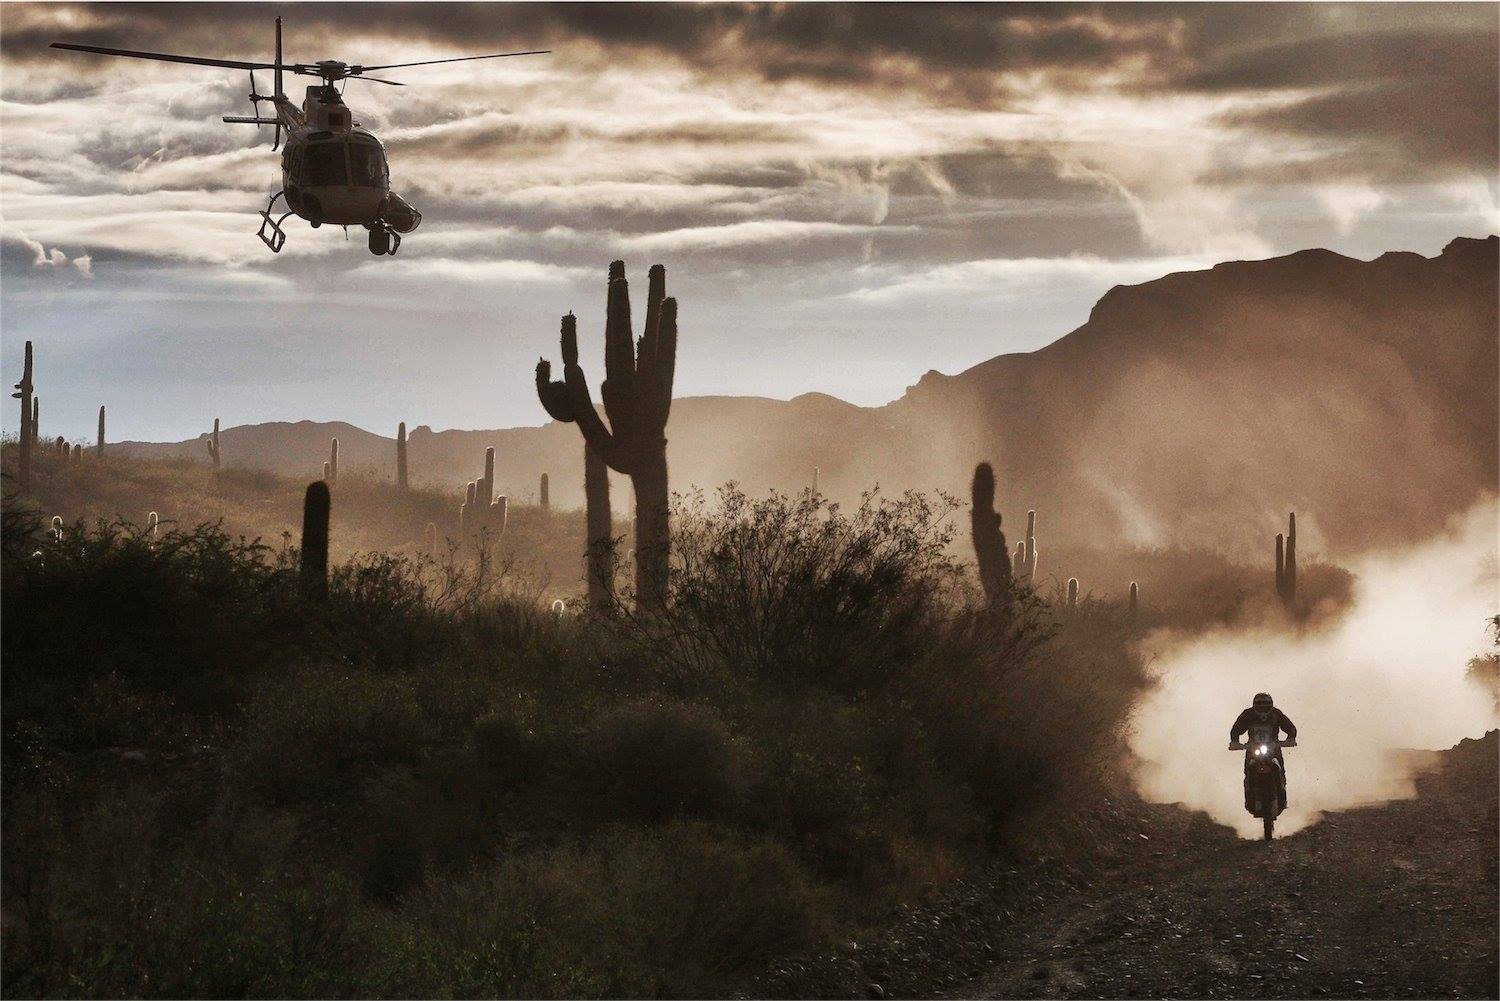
[1227,740,1297,750]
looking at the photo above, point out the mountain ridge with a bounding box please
[116,235,1499,557]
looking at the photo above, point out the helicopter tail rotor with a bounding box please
[227,70,282,150]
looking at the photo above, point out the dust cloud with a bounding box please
[1129,498,1499,838]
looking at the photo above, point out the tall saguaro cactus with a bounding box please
[969,462,1010,608]
[328,437,339,483]
[537,260,677,608]
[12,341,33,490]
[301,481,330,600]
[206,418,222,471]
[396,422,408,491]
[539,472,550,512]
[96,406,106,459]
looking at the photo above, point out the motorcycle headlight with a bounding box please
[1256,744,1270,756]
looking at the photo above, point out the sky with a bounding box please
[2,2,1496,442]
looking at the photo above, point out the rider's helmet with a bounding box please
[1253,692,1274,708]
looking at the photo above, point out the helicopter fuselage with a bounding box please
[275,86,421,236]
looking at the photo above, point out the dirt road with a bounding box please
[952,732,1497,999]
[749,733,1497,999]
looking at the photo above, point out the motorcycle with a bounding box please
[1229,726,1297,840]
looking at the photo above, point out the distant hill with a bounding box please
[117,236,1499,557]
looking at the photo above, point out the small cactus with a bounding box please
[50,515,62,541]
[71,443,81,463]
[54,436,65,457]
[147,511,159,544]
[1284,512,1297,607]
[969,462,1010,608]
[300,481,330,599]
[539,472,550,512]
[491,494,508,536]
[323,460,330,481]
[206,418,221,470]
[12,341,33,490]
[1274,532,1285,601]
[481,447,496,507]
[96,405,105,459]
[1067,577,1078,608]
[551,598,566,617]
[328,437,338,483]
[812,465,820,495]
[396,422,408,490]
[460,481,477,536]
[1129,581,1139,619]
[1024,510,1038,581]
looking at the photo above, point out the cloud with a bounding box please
[618,219,909,254]
[2,227,95,277]
[844,254,1214,303]
[2,3,1495,438]
[347,257,588,284]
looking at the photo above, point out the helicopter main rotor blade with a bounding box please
[50,41,307,73]
[355,75,406,86]
[353,50,549,72]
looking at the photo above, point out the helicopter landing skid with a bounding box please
[258,191,291,253]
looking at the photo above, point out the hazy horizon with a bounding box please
[3,2,1497,441]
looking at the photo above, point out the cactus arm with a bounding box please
[600,263,641,446]
[535,358,576,423]
[562,359,629,472]
[652,297,678,430]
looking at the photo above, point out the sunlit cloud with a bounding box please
[1,3,1494,438]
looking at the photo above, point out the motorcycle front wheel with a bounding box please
[1263,815,1275,840]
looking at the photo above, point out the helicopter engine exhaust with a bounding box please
[379,192,421,234]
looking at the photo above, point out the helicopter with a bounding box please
[52,18,548,256]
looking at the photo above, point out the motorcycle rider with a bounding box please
[1230,693,1296,812]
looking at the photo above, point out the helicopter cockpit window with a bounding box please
[349,143,388,188]
[303,143,348,186]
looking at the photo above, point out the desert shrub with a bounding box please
[1,516,304,745]
[379,822,828,997]
[572,700,747,824]
[611,486,963,695]
[234,672,435,805]
[2,476,1151,998]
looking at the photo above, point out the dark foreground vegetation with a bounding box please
[2,468,1158,998]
